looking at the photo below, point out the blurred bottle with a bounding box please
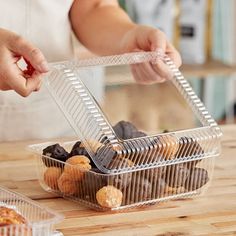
[179,0,209,64]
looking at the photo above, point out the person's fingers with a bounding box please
[166,42,182,68]
[8,35,49,73]
[151,57,174,81]
[6,65,43,97]
[0,80,11,91]
[131,63,166,84]
[130,64,147,84]
[34,78,43,92]
[137,61,167,83]
[148,30,167,54]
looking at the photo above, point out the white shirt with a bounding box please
[0,0,78,141]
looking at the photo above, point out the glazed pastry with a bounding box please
[185,167,209,191]
[57,173,78,195]
[0,206,27,226]
[96,186,123,208]
[64,155,92,181]
[43,167,62,190]
[42,143,69,167]
[158,135,179,160]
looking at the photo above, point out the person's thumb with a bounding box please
[8,35,49,73]
[149,30,167,55]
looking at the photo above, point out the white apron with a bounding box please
[0,0,104,141]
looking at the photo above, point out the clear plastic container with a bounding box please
[28,51,222,211]
[0,186,63,235]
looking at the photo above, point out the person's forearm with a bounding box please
[70,0,136,55]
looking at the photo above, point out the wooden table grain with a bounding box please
[0,125,236,236]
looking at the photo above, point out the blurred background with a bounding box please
[81,0,236,133]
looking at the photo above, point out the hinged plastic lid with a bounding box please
[45,52,222,174]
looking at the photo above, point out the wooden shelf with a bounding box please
[181,60,236,77]
[105,60,236,86]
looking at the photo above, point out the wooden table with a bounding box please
[0,125,236,236]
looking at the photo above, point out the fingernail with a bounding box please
[38,61,49,72]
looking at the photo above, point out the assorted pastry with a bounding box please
[0,206,30,235]
[41,120,209,209]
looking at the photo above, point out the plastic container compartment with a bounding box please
[0,186,63,235]
[29,52,222,211]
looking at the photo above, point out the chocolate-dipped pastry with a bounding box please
[165,163,190,188]
[185,167,209,191]
[113,121,124,139]
[113,120,147,140]
[70,141,97,168]
[94,145,120,168]
[42,144,69,167]
[175,137,204,168]
[70,141,87,156]
[107,158,134,190]
[131,130,147,138]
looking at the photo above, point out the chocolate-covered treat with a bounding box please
[70,141,88,157]
[175,137,204,168]
[112,121,125,139]
[107,158,134,190]
[42,144,69,167]
[95,145,118,167]
[185,167,209,191]
[113,121,147,140]
[70,141,97,168]
[165,163,190,188]
[113,120,137,139]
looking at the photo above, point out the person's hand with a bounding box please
[120,25,182,84]
[0,28,49,97]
